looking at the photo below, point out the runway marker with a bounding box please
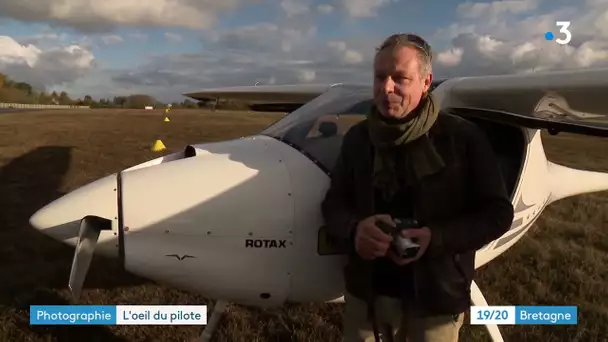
[152,139,166,152]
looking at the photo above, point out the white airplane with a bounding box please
[29,68,608,342]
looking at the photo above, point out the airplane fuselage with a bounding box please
[29,125,550,308]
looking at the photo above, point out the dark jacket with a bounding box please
[321,110,514,316]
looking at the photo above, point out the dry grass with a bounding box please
[0,108,607,342]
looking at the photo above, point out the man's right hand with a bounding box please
[354,214,394,260]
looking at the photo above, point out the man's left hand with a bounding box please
[387,227,432,266]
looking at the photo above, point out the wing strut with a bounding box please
[198,300,229,342]
[470,280,505,342]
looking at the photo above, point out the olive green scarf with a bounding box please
[368,92,445,201]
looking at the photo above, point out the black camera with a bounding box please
[375,218,421,259]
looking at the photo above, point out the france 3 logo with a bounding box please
[545,21,572,45]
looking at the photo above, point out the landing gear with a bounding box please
[198,300,229,342]
[470,280,504,342]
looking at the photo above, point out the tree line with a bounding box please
[0,72,300,111]
[0,72,218,109]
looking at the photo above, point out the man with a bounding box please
[321,33,514,342]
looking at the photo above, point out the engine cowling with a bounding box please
[119,136,295,307]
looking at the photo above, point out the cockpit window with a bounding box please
[261,86,372,172]
[261,82,445,172]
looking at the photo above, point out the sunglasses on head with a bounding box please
[381,33,432,60]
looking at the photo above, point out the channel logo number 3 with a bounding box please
[555,21,571,45]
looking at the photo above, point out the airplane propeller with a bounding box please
[68,215,113,302]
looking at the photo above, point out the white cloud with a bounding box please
[296,69,316,82]
[0,35,95,90]
[128,32,147,41]
[574,41,608,67]
[108,0,608,102]
[4,0,608,103]
[327,41,365,65]
[164,32,182,43]
[456,0,540,19]
[436,48,463,67]
[432,0,608,77]
[0,37,41,67]
[280,0,310,17]
[101,23,372,101]
[0,0,245,32]
[432,23,476,42]
[101,35,123,45]
[16,32,70,47]
[334,0,393,18]
[343,50,364,64]
[208,23,318,56]
[317,4,334,14]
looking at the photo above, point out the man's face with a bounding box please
[373,45,432,119]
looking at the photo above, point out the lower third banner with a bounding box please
[30,305,208,325]
[470,305,577,325]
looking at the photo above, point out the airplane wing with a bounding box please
[183,81,453,113]
[184,80,449,103]
[447,106,608,137]
[183,84,337,112]
[183,84,336,103]
[438,68,608,137]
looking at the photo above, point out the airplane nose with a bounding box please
[29,173,120,258]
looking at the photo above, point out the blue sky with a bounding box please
[0,0,605,102]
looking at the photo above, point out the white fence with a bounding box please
[0,102,90,109]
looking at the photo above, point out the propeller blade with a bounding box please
[68,215,112,302]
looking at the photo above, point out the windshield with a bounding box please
[260,81,446,172]
[261,85,372,172]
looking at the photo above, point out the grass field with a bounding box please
[1,108,607,342]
